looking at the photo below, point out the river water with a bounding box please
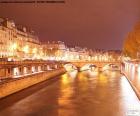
[0,70,140,116]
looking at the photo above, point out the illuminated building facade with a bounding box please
[0,18,121,62]
[42,41,66,60]
[0,18,41,60]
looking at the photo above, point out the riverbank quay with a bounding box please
[0,68,66,99]
[121,60,140,100]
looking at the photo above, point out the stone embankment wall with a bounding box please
[0,68,66,99]
[122,62,140,100]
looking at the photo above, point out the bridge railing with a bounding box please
[0,60,67,65]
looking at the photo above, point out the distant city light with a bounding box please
[0,18,121,62]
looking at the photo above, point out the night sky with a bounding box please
[0,0,140,50]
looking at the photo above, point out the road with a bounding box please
[0,70,140,116]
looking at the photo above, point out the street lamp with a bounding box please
[12,43,17,50]
[23,45,29,54]
[32,48,37,54]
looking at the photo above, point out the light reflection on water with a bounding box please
[58,70,140,116]
[61,70,78,84]
[98,73,108,85]
[58,71,78,115]
[58,70,110,115]
[67,70,78,78]
[0,70,140,116]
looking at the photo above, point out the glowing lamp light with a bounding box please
[11,43,17,50]
[23,45,29,53]
[32,48,37,54]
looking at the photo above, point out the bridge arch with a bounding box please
[80,64,97,71]
[63,63,77,72]
[69,61,121,69]
[102,63,120,71]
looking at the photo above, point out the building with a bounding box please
[0,18,42,60]
[0,17,122,62]
[42,41,67,60]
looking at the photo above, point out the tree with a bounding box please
[123,22,140,59]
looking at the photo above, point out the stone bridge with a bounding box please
[67,61,121,68]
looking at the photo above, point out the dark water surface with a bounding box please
[0,70,140,116]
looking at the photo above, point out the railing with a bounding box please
[0,60,66,65]
[0,60,121,66]
[69,60,121,63]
